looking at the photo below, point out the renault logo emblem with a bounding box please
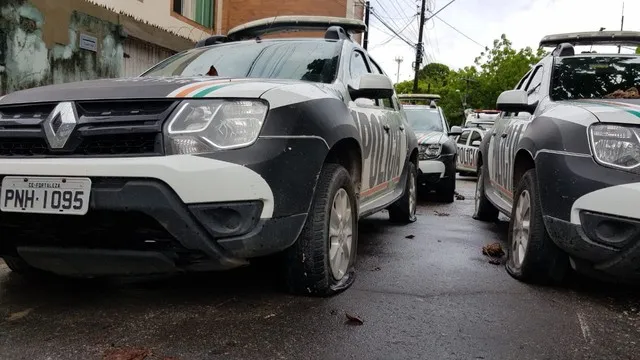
[44,102,77,149]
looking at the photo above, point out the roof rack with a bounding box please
[225,15,366,41]
[397,94,441,103]
[540,31,640,48]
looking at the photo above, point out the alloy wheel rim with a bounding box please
[409,173,416,217]
[512,190,531,268]
[329,188,353,280]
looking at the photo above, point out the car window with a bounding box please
[142,41,341,83]
[458,130,470,145]
[350,51,371,81]
[515,70,532,90]
[551,56,640,101]
[369,58,394,109]
[469,130,482,144]
[404,108,444,132]
[524,65,544,104]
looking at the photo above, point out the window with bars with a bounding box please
[172,0,214,29]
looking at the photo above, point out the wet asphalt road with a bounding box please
[0,177,639,360]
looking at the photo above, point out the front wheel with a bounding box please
[283,163,358,296]
[389,162,417,223]
[505,169,568,284]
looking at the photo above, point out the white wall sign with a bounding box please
[79,33,98,52]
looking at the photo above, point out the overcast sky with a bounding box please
[366,0,640,83]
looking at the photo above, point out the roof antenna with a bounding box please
[618,1,625,54]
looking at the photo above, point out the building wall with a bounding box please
[0,0,194,95]
[87,0,363,43]
[87,0,218,41]
[0,0,124,95]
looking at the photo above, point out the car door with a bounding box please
[346,49,395,203]
[456,130,471,172]
[368,58,407,194]
[467,129,482,172]
[488,64,544,204]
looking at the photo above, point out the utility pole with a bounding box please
[394,56,403,83]
[363,1,370,50]
[618,1,625,54]
[412,0,427,93]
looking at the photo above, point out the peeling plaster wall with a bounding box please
[0,0,124,95]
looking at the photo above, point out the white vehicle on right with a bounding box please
[475,31,640,284]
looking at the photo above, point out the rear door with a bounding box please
[456,130,471,172]
[369,58,406,194]
[346,49,395,203]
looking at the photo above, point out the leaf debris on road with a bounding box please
[345,312,364,325]
[482,243,505,257]
[7,308,33,322]
[488,259,501,265]
[405,234,415,239]
[434,211,450,217]
[103,348,151,360]
[455,192,466,200]
[370,266,381,271]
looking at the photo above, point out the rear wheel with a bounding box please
[505,169,568,284]
[283,163,358,296]
[389,162,417,223]
[473,164,499,221]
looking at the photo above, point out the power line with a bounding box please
[425,0,457,21]
[432,15,484,48]
[370,15,418,49]
[371,11,416,49]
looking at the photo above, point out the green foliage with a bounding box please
[395,34,545,125]
[636,47,640,54]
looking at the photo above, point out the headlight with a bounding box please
[166,100,268,154]
[589,124,640,171]
[418,143,441,160]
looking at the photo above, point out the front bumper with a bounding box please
[417,154,455,185]
[0,137,329,275]
[536,152,640,279]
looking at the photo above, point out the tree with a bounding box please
[636,47,640,54]
[394,34,544,126]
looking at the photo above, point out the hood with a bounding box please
[416,131,446,145]
[0,76,292,105]
[570,99,640,124]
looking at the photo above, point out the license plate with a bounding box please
[0,176,91,215]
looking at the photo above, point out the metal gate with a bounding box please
[123,37,176,77]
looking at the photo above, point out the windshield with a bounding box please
[142,41,341,83]
[405,108,444,132]
[551,56,640,100]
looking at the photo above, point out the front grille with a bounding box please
[0,133,160,157]
[0,100,177,157]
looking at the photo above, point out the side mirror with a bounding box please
[496,90,537,114]
[349,74,394,100]
[449,125,463,136]
[471,140,481,147]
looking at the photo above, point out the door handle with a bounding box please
[501,133,508,138]
[383,124,390,133]
[399,125,405,131]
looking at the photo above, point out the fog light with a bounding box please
[189,201,263,238]
[580,211,640,248]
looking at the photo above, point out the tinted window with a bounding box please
[350,51,371,81]
[370,59,394,109]
[516,70,532,90]
[458,130,470,144]
[405,108,444,132]
[551,56,640,100]
[143,41,341,83]
[470,130,482,143]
